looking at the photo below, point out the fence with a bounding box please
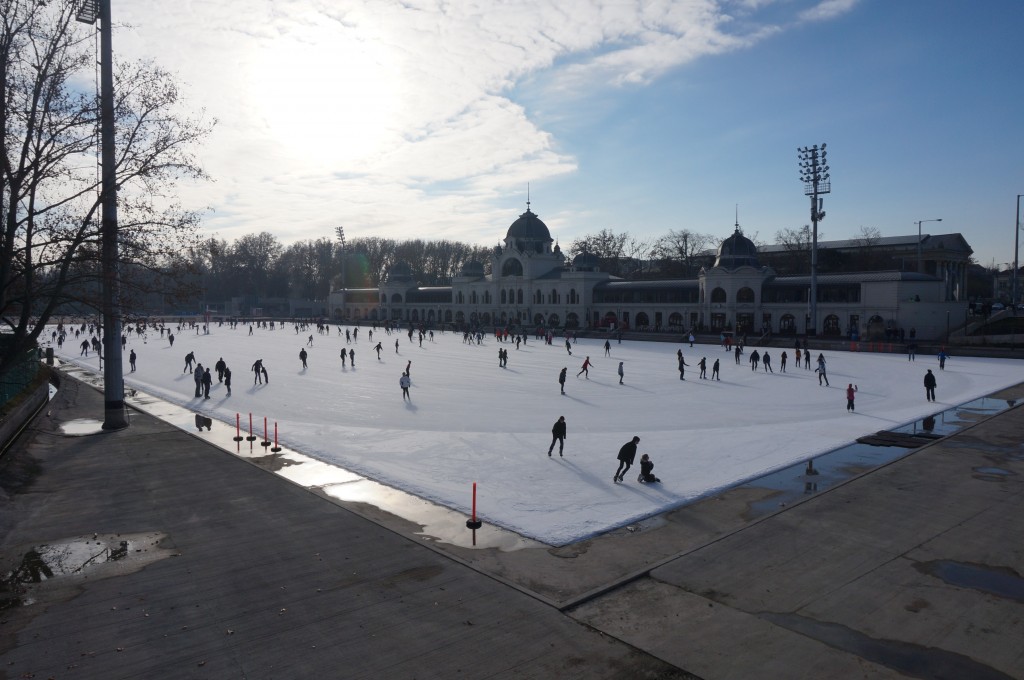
[0,337,41,407]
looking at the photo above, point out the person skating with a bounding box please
[261,365,269,384]
[224,366,232,396]
[749,349,760,371]
[762,352,772,373]
[202,368,213,399]
[400,372,411,401]
[299,348,308,369]
[637,453,660,483]
[193,364,204,397]
[577,356,592,379]
[374,342,383,359]
[734,345,742,365]
[846,383,858,411]
[184,351,195,373]
[924,369,937,402]
[406,360,411,376]
[604,339,611,357]
[215,357,226,382]
[613,436,640,482]
[547,416,566,457]
[711,358,720,380]
[251,359,264,385]
[938,350,948,370]
[780,351,788,373]
[677,354,689,380]
[698,357,707,379]
[618,361,624,385]
[129,349,137,372]
[348,348,355,367]
[805,349,812,370]
[688,332,695,348]
[565,339,572,356]
[558,367,567,394]
[395,339,400,354]
[816,354,829,386]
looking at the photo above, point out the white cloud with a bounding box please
[797,0,860,23]
[111,1,851,246]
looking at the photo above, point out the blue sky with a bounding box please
[114,0,1024,268]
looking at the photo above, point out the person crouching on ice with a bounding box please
[638,454,660,483]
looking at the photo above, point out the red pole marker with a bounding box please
[271,421,282,452]
[466,482,482,530]
[233,413,243,442]
[246,412,256,441]
[261,416,270,447]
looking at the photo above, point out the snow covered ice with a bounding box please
[52,325,1024,545]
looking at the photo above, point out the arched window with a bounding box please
[470,291,478,304]
[380,294,386,304]
[668,312,683,328]
[501,258,523,277]
[779,314,796,334]
[823,314,841,336]
[445,310,453,322]
[711,287,727,303]
[391,293,403,303]
[481,312,491,324]
[500,290,507,304]
[456,291,464,304]
[635,312,650,329]
[566,312,580,329]
[569,289,578,304]
[517,289,524,304]
[455,311,465,323]
[547,313,560,327]
[737,287,755,303]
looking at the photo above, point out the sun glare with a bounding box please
[247,29,401,169]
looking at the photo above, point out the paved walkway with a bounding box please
[2,371,1023,679]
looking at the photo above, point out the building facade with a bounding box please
[329,206,972,341]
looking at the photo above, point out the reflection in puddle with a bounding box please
[915,560,1024,602]
[1,532,169,610]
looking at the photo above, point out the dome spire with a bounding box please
[735,203,741,233]
[527,182,531,213]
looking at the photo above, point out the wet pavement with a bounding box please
[1,369,1023,679]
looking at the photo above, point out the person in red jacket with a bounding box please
[846,383,858,412]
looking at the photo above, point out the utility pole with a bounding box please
[335,226,347,322]
[798,144,830,337]
[77,0,127,429]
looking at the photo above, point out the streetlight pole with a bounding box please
[1014,194,1022,308]
[798,144,830,337]
[914,218,942,274]
[77,0,127,430]
[335,226,346,323]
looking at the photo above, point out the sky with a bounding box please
[50,324,1024,545]
[109,1,1024,268]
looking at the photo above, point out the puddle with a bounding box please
[760,612,1016,680]
[1,532,171,610]
[58,418,106,436]
[914,560,1024,603]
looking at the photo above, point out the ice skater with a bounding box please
[224,366,232,395]
[577,356,593,379]
[780,351,788,372]
[678,354,689,380]
[924,369,937,402]
[400,372,411,400]
[618,361,624,385]
[202,368,212,399]
[547,416,566,457]
[374,342,383,359]
[613,436,640,483]
[637,454,660,483]
[252,359,264,385]
[565,339,572,356]
[299,348,308,369]
[846,383,858,411]
[762,352,772,373]
[698,357,707,379]
[194,364,204,397]
[129,349,137,372]
[938,350,948,370]
[184,351,195,373]
[711,358,720,380]
[816,354,829,386]
[558,367,567,394]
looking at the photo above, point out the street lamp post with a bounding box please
[335,226,346,323]
[798,144,830,337]
[77,0,126,430]
[1014,194,1022,308]
[914,218,942,274]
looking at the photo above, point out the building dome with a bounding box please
[387,261,413,283]
[460,260,485,277]
[714,227,760,269]
[505,208,552,242]
[572,252,600,270]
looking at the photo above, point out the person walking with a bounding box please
[816,354,829,386]
[299,348,308,369]
[677,354,689,380]
[202,368,213,399]
[251,359,264,385]
[924,369,937,402]
[638,454,660,483]
[547,416,566,457]
[400,372,411,401]
[617,361,624,385]
[711,358,720,380]
[129,349,137,372]
[558,367,567,394]
[613,436,640,483]
[846,383,858,411]
[577,356,593,379]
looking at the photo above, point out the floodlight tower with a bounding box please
[77,0,126,429]
[1014,194,1022,307]
[335,226,346,322]
[798,143,830,336]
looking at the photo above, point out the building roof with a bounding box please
[505,208,552,242]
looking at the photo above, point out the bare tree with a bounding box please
[1,0,212,379]
[850,225,884,271]
[652,229,716,277]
